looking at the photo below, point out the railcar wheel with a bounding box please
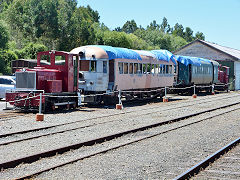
[72,103,77,110]
[66,104,71,110]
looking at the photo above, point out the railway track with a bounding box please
[0,93,238,145]
[175,137,240,180]
[0,96,240,179]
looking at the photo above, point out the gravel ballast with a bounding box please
[0,92,239,179]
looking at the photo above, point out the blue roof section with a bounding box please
[151,50,177,65]
[175,55,200,66]
[91,45,142,60]
[134,50,157,59]
[175,55,211,66]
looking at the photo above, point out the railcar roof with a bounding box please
[175,55,212,66]
[71,45,177,64]
[151,50,177,65]
[91,45,142,60]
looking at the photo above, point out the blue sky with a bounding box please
[78,0,240,50]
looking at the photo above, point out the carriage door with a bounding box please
[73,55,79,91]
[108,60,115,90]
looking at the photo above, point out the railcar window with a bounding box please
[90,60,97,72]
[156,64,159,74]
[55,55,66,65]
[159,64,163,74]
[80,60,89,71]
[151,64,155,74]
[134,63,138,74]
[147,64,151,74]
[138,63,143,74]
[129,63,133,74]
[169,65,172,74]
[163,65,166,74]
[174,65,176,73]
[118,62,123,74]
[103,61,107,73]
[143,64,146,74]
[40,55,51,65]
[166,65,169,74]
[124,63,128,74]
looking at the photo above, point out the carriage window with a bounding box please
[90,60,97,72]
[103,61,107,73]
[118,62,123,74]
[124,63,128,74]
[147,64,151,73]
[40,55,51,65]
[155,64,159,74]
[151,64,155,74]
[129,63,133,74]
[159,64,163,74]
[169,65,172,74]
[80,60,89,71]
[163,65,166,74]
[166,65,169,74]
[143,64,146,74]
[139,63,143,74]
[55,55,66,65]
[134,63,138,74]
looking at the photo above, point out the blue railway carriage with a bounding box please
[175,55,219,93]
[70,45,177,104]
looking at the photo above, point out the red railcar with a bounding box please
[6,50,80,111]
[218,65,229,84]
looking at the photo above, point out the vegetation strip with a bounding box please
[174,137,240,180]
[0,101,239,170]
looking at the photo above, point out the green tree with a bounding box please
[184,27,194,42]
[0,21,9,49]
[126,33,148,50]
[0,50,17,74]
[170,36,187,51]
[103,31,131,48]
[21,43,47,59]
[122,20,138,34]
[114,27,122,32]
[147,20,159,30]
[172,23,184,38]
[160,17,168,33]
[195,31,205,40]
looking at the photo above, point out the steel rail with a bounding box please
[13,105,240,179]
[174,137,240,180]
[0,100,239,170]
[0,93,238,139]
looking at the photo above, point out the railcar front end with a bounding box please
[6,51,80,111]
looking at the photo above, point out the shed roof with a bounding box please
[199,40,240,60]
[175,39,240,60]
